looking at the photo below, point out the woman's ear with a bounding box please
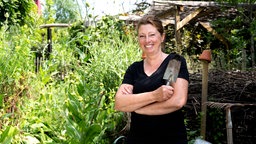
[161,33,166,43]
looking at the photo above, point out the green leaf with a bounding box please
[0,126,18,144]
[0,94,4,108]
[65,118,81,140]
[67,92,82,121]
[77,83,85,96]
[81,124,101,144]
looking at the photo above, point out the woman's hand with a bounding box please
[152,85,174,102]
[135,78,188,115]
[121,85,133,95]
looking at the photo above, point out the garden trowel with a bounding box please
[163,55,181,86]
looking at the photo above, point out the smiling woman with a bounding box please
[114,14,190,144]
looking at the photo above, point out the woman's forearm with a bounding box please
[134,94,186,115]
[135,78,188,115]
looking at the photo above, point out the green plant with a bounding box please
[0,23,39,143]
[63,23,140,143]
[206,108,226,143]
[0,126,18,144]
[0,14,69,143]
[0,0,36,27]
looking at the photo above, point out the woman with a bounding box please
[115,15,189,144]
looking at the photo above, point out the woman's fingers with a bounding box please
[122,85,133,95]
[153,85,174,102]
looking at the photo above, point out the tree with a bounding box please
[0,0,35,28]
[43,0,80,23]
[216,0,256,69]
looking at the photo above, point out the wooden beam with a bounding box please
[154,1,220,7]
[175,7,182,53]
[176,7,204,31]
[153,0,256,8]
[40,23,71,29]
[199,22,229,49]
[156,8,175,19]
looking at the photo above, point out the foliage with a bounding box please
[131,0,151,14]
[43,0,83,23]
[165,2,256,70]
[0,21,42,143]
[210,7,256,69]
[1,0,256,143]
[68,16,132,62]
[0,126,18,143]
[43,0,56,23]
[63,17,140,143]
[53,0,81,23]
[0,8,140,143]
[0,0,36,28]
[206,108,226,143]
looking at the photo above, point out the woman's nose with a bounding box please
[145,36,151,42]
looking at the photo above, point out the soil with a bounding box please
[185,69,256,144]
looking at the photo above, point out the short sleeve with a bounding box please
[178,55,189,82]
[122,61,141,85]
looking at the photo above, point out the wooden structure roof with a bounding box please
[119,1,256,52]
[145,1,256,26]
[146,1,239,50]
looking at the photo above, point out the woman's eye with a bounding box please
[149,34,155,37]
[139,35,145,38]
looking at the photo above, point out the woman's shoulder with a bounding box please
[126,60,143,72]
[168,52,186,61]
[129,60,143,67]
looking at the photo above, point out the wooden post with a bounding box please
[226,106,233,144]
[46,27,52,59]
[175,6,181,54]
[242,48,246,71]
[35,23,70,72]
[39,23,70,60]
[251,35,255,67]
[199,50,211,139]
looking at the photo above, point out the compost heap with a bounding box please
[185,69,256,144]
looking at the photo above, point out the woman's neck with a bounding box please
[143,52,168,76]
[145,52,167,66]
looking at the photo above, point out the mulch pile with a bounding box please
[185,69,256,144]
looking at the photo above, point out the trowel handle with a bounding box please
[166,81,170,86]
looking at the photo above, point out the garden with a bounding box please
[0,0,256,144]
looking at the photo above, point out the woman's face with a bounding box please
[138,24,164,55]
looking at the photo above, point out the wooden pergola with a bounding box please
[147,1,256,51]
[120,0,255,55]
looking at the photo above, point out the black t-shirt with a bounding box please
[122,53,189,144]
